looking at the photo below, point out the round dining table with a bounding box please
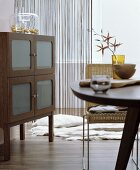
[71,81,140,170]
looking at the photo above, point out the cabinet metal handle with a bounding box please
[33,53,37,57]
[30,53,37,57]
[32,94,36,98]
[32,94,39,98]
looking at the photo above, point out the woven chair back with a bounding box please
[85,64,126,123]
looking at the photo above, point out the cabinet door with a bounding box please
[8,76,34,123]
[34,35,55,75]
[34,75,55,116]
[8,33,34,77]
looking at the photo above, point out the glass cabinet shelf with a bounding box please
[12,83,31,115]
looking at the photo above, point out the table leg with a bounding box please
[115,107,140,170]
[48,114,54,142]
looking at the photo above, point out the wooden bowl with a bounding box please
[113,64,136,79]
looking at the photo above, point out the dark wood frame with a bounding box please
[8,33,34,77]
[34,35,55,75]
[34,74,55,116]
[8,76,35,123]
[0,32,55,161]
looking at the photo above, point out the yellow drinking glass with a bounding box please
[112,55,125,79]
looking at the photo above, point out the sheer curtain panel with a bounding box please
[14,0,92,115]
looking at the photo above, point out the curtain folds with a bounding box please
[14,0,92,113]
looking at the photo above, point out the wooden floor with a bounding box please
[0,123,139,170]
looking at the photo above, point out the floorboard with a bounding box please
[0,122,139,170]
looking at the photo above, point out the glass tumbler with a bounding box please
[90,75,111,93]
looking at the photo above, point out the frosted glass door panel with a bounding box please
[37,80,52,109]
[12,84,31,115]
[12,40,31,70]
[37,41,52,69]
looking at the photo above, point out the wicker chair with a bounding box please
[85,64,127,123]
[82,64,128,170]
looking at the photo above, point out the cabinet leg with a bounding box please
[20,124,25,140]
[48,114,54,142]
[3,125,10,161]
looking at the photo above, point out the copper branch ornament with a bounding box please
[93,29,123,58]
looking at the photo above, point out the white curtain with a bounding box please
[14,0,92,114]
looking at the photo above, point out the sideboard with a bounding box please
[0,32,55,160]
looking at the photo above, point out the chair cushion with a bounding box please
[88,105,127,113]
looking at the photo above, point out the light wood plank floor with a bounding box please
[0,123,139,170]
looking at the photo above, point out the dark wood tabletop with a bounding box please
[71,81,140,107]
[71,81,140,170]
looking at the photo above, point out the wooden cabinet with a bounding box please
[0,32,55,160]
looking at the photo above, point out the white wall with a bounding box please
[93,0,140,77]
[0,0,14,31]
[0,0,15,143]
